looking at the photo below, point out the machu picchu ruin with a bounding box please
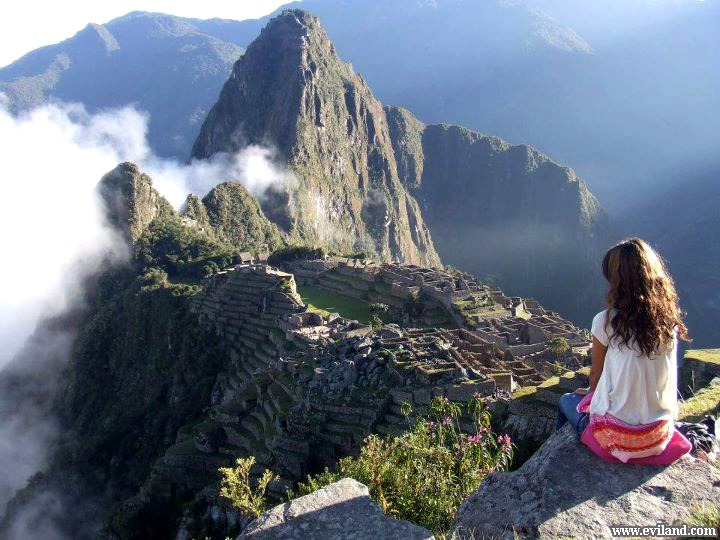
[148,253,720,530]
[149,256,595,499]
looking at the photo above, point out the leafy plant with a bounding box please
[268,245,326,265]
[135,216,235,279]
[294,394,513,534]
[686,502,720,530]
[548,336,571,361]
[369,302,390,328]
[219,457,277,519]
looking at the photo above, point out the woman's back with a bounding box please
[589,309,678,425]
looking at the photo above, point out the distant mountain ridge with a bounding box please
[385,107,607,319]
[2,1,717,210]
[192,10,607,319]
[0,12,258,157]
[0,1,594,163]
[627,167,720,347]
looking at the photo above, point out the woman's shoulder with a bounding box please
[591,309,612,346]
[591,309,609,328]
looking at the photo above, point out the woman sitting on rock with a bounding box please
[556,237,692,463]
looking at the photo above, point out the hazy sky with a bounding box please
[0,0,291,67]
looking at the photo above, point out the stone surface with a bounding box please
[451,424,720,539]
[238,478,434,539]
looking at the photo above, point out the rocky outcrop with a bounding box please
[199,181,285,251]
[97,161,174,244]
[238,478,434,540]
[98,162,285,255]
[190,10,440,266]
[451,424,720,539]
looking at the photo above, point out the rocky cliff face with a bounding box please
[98,162,174,244]
[192,10,608,320]
[386,106,609,320]
[191,10,440,267]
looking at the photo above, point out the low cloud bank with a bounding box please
[0,97,291,537]
[0,97,289,367]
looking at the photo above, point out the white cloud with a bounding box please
[0,101,132,366]
[0,98,290,367]
[0,97,294,536]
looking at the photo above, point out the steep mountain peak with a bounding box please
[199,181,285,251]
[97,162,174,244]
[190,8,350,158]
[79,23,120,53]
[191,10,441,266]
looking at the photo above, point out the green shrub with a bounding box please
[548,336,571,360]
[268,245,326,265]
[369,302,390,328]
[295,395,513,534]
[687,502,720,530]
[219,457,277,519]
[135,216,235,279]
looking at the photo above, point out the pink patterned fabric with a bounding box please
[576,391,691,464]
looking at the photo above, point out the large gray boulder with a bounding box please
[451,424,720,539]
[237,478,435,539]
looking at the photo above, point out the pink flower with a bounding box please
[501,434,511,447]
[472,392,483,398]
[467,434,484,445]
[442,417,452,425]
[426,421,435,429]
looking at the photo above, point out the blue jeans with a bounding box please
[556,392,590,435]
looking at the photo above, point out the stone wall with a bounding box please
[155,259,591,505]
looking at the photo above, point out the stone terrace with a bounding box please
[155,259,591,497]
[286,257,590,365]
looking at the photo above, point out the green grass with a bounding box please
[686,502,720,530]
[679,381,720,422]
[511,385,537,400]
[685,349,720,365]
[298,285,373,323]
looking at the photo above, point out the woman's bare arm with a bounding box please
[575,336,607,394]
[588,336,607,392]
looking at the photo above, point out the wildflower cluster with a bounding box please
[295,392,514,534]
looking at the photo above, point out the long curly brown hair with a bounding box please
[601,238,689,356]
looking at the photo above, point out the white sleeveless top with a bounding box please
[590,309,678,424]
